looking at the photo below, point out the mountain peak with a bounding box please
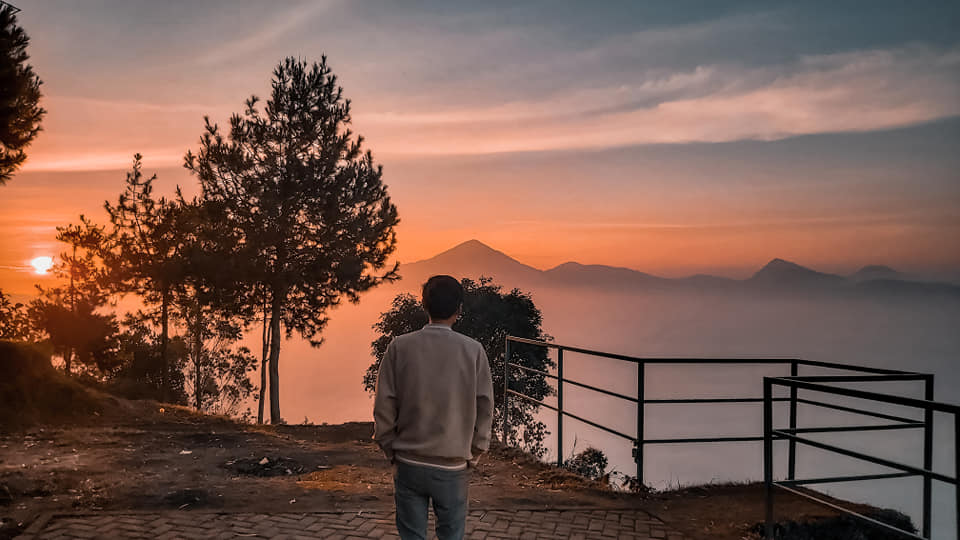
[850,265,902,282]
[450,239,494,251]
[432,239,505,259]
[750,258,845,287]
[403,239,542,281]
[762,258,801,270]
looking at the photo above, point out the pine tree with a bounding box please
[104,155,185,399]
[173,193,256,413]
[0,3,44,184]
[32,217,119,375]
[186,57,399,423]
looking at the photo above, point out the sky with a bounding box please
[2,0,959,294]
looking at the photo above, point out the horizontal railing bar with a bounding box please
[506,337,919,376]
[562,377,638,403]
[771,377,960,414]
[508,363,558,380]
[623,358,798,364]
[506,389,559,412]
[780,423,925,434]
[786,374,929,383]
[793,359,920,375]
[644,436,770,444]
[507,388,637,442]
[778,471,916,487]
[561,410,637,442]
[772,430,957,484]
[645,397,792,404]
[507,336,649,363]
[796,398,922,425]
[772,484,925,540]
[506,336,797,366]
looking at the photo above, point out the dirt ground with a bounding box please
[0,403,870,540]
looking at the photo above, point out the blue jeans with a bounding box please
[393,461,468,540]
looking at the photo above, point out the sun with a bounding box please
[30,256,54,275]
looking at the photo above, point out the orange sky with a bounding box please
[2,2,959,296]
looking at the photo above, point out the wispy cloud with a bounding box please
[500,211,960,232]
[22,148,187,172]
[195,1,338,66]
[357,46,960,155]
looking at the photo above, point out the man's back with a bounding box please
[373,274,494,540]
[373,323,494,467]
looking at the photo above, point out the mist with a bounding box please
[265,258,959,537]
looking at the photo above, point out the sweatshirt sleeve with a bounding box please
[372,339,399,461]
[471,345,495,460]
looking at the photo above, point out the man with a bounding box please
[373,275,495,540]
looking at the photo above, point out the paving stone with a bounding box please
[23,508,689,539]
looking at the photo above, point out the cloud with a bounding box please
[21,149,187,173]
[195,1,338,66]
[356,46,960,155]
[499,210,960,232]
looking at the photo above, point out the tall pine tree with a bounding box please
[0,3,44,184]
[104,155,185,399]
[185,57,399,423]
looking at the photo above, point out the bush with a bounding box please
[563,447,608,481]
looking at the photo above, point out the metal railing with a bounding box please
[764,376,958,539]
[501,335,945,538]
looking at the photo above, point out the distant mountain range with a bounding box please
[400,240,960,297]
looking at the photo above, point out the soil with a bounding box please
[0,402,880,540]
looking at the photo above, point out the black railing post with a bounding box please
[923,374,934,538]
[788,360,798,481]
[764,377,774,539]
[502,337,511,445]
[954,411,959,540]
[636,361,645,487]
[557,348,564,467]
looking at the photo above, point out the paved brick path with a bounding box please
[20,509,687,539]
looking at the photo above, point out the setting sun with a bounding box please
[30,256,53,275]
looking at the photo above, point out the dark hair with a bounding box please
[422,275,463,320]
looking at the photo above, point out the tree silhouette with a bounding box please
[364,277,554,457]
[32,217,120,375]
[173,194,257,413]
[104,155,185,400]
[111,315,186,403]
[0,3,44,185]
[186,56,399,423]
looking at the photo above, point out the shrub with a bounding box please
[563,447,608,481]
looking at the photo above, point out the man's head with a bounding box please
[422,275,463,323]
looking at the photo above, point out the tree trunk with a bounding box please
[257,298,269,424]
[67,244,76,377]
[193,296,203,411]
[159,286,170,402]
[268,292,283,424]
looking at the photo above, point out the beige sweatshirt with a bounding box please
[373,323,495,468]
